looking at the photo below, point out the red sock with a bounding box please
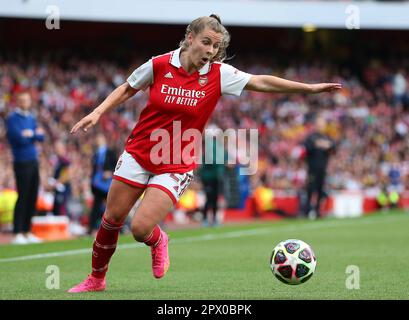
[91,215,123,279]
[143,225,162,247]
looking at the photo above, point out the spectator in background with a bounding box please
[393,70,407,107]
[5,91,45,244]
[302,114,336,219]
[376,182,400,211]
[198,127,225,227]
[50,140,71,216]
[88,133,117,235]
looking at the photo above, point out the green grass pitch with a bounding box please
[0,210,408,300]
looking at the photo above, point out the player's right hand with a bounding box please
[70,110,101,134]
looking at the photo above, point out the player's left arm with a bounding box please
[244,75,342,94]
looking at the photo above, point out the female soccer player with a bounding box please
[68,14,341,293]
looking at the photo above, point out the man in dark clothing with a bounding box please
[302,115,335,219]
[51,140,71,216]
[6,91,45,244]
[88,134,117,235]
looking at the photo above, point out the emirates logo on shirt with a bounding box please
[198,76,208,86]
[161,84,206,107]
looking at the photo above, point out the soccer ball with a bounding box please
[270,239,317,285]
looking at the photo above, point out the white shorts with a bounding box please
[113,150,194,204]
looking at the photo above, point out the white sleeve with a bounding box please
[127,59,153,91]
[220,63,251,96]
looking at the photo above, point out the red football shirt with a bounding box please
[125,48,251,174]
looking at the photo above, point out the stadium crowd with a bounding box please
[1,52,409,221]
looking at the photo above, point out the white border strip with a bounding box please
[1,0,409,29]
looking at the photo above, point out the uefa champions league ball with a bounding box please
[270,239,317,285]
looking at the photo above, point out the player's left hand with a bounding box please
[310,83,342,93]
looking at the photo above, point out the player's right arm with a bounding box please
[70,82,138,134]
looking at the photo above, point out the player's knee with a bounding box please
[131,221,152,242]
[104,209,125,225]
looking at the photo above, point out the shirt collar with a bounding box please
[98,145,107,153]
[15,108,31,117]
[170,47,211,76]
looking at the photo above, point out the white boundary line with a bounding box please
[0,214,406,264]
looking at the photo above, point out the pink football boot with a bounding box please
[151,231,170,279]
[67,275,106,293]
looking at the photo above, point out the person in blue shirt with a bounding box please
[6,91,45,244]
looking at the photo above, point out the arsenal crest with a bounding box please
[198,76,208,86]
